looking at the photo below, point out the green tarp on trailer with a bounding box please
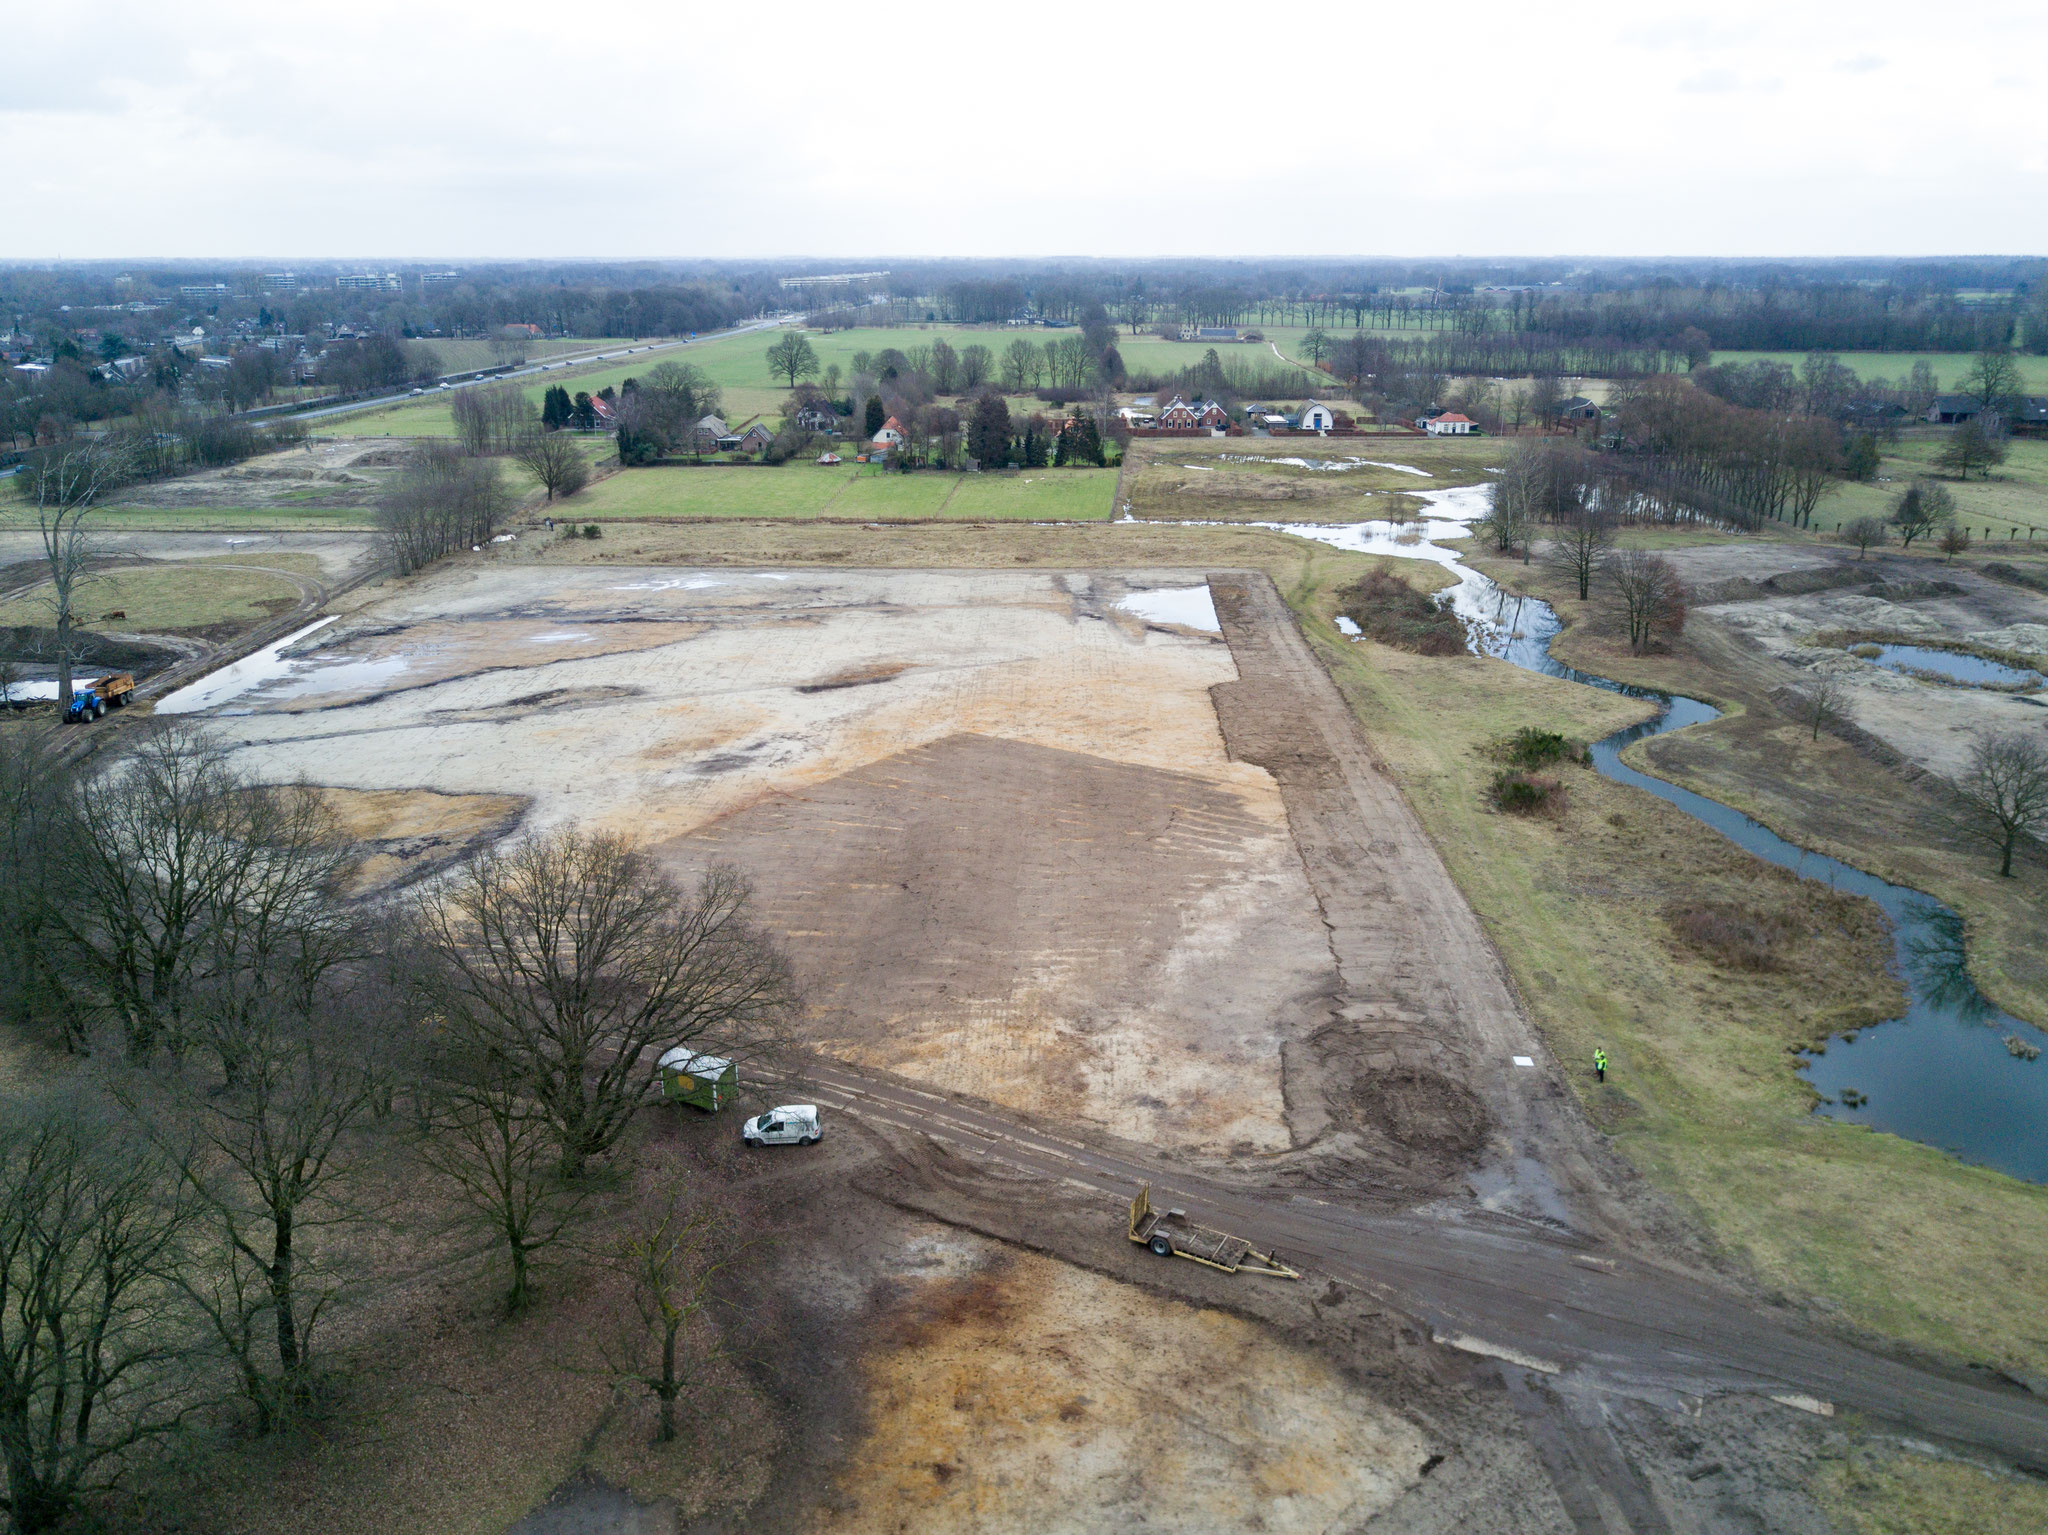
[658,1048,736,1112]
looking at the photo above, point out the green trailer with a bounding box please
[658,1049,736,1112]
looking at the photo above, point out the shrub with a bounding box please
[1488,770,1564,817]
[1338,569,1467,656]
[1498,727,1576,768]
[1663,900,1793,972]
[583,524,602,539]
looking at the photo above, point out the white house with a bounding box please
[1298,400,1336,432]
[1424,412,1476,436]
[872,414,905,446]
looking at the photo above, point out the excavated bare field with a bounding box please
[1682,546,2048,780]
[193,565,1336,1157]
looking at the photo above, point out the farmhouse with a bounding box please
[1179,325,1242,342]
[1926,395,1982,425]
[872,415,905,446]
[1423,412,1476,436]
[794,400,840,434]
[737,421,775,453]
[1156,396,1202,429]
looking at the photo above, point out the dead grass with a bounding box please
[1663,898,1799,972]
[1815,1442,2048,1535]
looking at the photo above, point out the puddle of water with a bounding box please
[1,680,63,703]
[1220,488,2048,1183]
[1871,643,2043,689]
[1219,454,1435,476]
[155,617,339,714]
[526,631,592,643]
[1115,586,1221,634]
[608,574,727,592]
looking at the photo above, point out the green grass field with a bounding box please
[414,337,637,374]
[1811,433,2048,542]
[564,463,1115,522]
[0,556,317,633]
[1709,349,2048,393]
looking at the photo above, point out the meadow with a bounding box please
[562,462,1116,522]
[1707,349,2048,393]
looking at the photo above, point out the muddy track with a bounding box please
[799,1057,2048,1472]
[1207,572,1638,1233]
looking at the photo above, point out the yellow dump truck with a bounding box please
[1127,1183,1299,1278]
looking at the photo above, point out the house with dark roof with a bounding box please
[737,421,775,453]
[1926,395,1983,425]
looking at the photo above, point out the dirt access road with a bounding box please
[801,1059,2048,1470]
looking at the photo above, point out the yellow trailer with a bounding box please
[1127,1183,1299,1278]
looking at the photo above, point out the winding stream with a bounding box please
[1257,484,2048,1183]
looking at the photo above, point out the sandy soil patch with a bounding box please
[1706,585,2048,779]
[191,567,1336,1154]
[810,1235,1428,1535]
[315,785,530,891]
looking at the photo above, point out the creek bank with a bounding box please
[1255,492,2048,1183]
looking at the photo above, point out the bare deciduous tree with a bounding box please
[513,428,590,503]
[149,981,394,1431]
[0,1092,200,1534]
[601,1194,757,1443]
[1543,504,1616,600]
[1606,549,1688,653]
[763,332,819,389]
[17,439,131,707]
[1951,730,2048,877]
[54,725,359,1059]
[377,442,514,575]
[413,835,797,1180]
[1938,520,1973,562]
[1797,668,1849,742]
[1841,516,1889,559]
[413,1048,587,1313]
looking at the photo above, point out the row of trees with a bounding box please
[0,726,798,1528]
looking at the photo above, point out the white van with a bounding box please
[742,1105,821,1147]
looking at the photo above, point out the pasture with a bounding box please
[564,463,1116,522]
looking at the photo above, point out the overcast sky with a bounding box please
[8,0,2044,261]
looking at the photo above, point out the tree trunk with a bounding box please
[271,1208,300,1377]
[658,1320,679,1442]
[508,1237,530,1311]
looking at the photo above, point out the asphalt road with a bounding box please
[801,1059,2048,1472]
[289,314,794,424]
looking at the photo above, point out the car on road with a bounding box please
[742,1105,822,1147]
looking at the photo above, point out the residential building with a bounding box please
[1423,412,1476,435]
[1179,325,1242,342]
[420,271,462,290]
[872,415,905,446]
[1155,396,1201,429]
[261,272,298,293]
[1297,400,1336,432]
[737,422,775,453]
[794,401,840,434]
[1926,395,1983,425]
[179,283,230,301]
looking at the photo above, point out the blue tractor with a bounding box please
[64,672,134,723]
